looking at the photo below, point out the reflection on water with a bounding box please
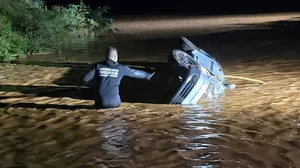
[100,115,132,158]
[17,34,172,63]
[177,105,221,167]
[1,13,300,168]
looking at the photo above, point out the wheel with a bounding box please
[172,49,200,69]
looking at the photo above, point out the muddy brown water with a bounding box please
[1,13,300,168]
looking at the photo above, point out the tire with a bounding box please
[171,49,200,69]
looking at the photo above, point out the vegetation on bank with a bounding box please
[0,0,116,62]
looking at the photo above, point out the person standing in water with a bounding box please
[82,47,155,109]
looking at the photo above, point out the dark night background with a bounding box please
[44,0,300,15]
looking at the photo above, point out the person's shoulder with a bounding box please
[119,63,130,69]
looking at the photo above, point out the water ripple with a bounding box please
[177,107,222,167]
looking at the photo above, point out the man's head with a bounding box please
[105,47,118,62]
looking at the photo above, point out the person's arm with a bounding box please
[123,65,154,80]
[83,65,96,83]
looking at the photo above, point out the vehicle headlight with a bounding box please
[200,84,214,101]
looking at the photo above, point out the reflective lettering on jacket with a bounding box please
[99,68,119,78]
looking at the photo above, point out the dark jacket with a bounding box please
[83,59,153,108]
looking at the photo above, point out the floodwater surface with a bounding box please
[1,13,300,168]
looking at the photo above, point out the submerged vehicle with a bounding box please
[167,37,235,105]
